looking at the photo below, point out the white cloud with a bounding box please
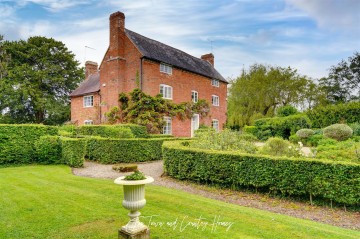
[16,0,93,12]
[285,0,360,32]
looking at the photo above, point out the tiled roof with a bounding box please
[70,73,100,97]
[125,29,227,83]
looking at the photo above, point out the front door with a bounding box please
[191,114,200,137]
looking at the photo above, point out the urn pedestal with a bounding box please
[114,176,154,239]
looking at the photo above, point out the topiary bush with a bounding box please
[35,136,62,164]
[323,124,353,141]
[296,129,315,139]
[242,125,257,135]
[276,105,298,117]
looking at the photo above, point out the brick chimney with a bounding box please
[201,53,214,66]
[85,61,98,79]
[109,11,125,59]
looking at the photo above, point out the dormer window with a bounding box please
[160,63,172,75]
[211,79,220,87]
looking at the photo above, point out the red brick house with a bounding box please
[70,11,228,137]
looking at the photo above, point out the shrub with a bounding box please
[242,125,257,135]
[307,101,360,128]
[163,140,360,206]
[306,134,324,147]
[112,164,138,172]
[60,137,86,167]
[86,137,165,163]
[276,105,298,117]
[296,129,315,139]
[323,124,353,141]
[260,137,301,157]
[254,114,311,140]
[238,133,258,142]
[35,136,62,164]
[78,125,135,138]
[191,129,258,154]
[349,123,360,136]
[0,124,58,165]
[315,139,360,163]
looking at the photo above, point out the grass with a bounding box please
[0,165,359,239]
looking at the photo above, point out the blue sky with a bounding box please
[1,0,359,80]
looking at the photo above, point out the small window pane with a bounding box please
[160,84,172,99]
[212,119,219,131]
[162,117,172,135]
[211,79,219,87]
[84,120,93,125]
[83,95,94,107]
[160,63,172,74]
[191,91,198,103]
[212,95,219,106]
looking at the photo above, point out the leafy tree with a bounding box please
[227,64,310,128]
[0,36,84,124]
[113,89,210,133]
[0,35,9,80]
[319,52,360,103]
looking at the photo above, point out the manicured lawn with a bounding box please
[0,165,359,239]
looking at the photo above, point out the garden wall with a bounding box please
[163,141,360,206]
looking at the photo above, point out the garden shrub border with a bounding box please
[163,141,360,206]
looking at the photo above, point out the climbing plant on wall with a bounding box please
[105,89,210,133]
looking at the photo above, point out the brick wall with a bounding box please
[70,93,101,125]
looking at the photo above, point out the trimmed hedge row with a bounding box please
[307,102,360,128]
[61,137,86,167]
[59,124,149,138]
[163,141,360,206]
[86,137,168,163]
[35,136,86,167]
[0,124,58,164]
[254,114,311,140]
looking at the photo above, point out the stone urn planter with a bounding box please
[114,175,154,236]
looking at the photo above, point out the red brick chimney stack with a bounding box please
[109,11,125,59]
[85,61,98,79]
[201,53,214,66]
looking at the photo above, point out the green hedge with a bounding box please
[163,141,360,206]
[35,136,62,164]
[0,124,58,164]
[86,137,167,163]
[242,125,256,135]
[307,102,360,128]
[77,125,134,138]
[61,137,86,167]
[59,124,149,138]
[254,114,311,140]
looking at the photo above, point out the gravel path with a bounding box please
[73,161,360,230]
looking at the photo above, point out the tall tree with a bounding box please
[319,52,360,103]
[0,36,84,124]
[227,64,311,128]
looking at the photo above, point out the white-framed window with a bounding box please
[160,63,172,75]
[84,120,93,125]
[211,79,220,87]
[212,119,219,132]
[212,95,219,106]
[162,116,172,135]
[160,84,173,99]
[83,95,94,107]
[191,90,198,103]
